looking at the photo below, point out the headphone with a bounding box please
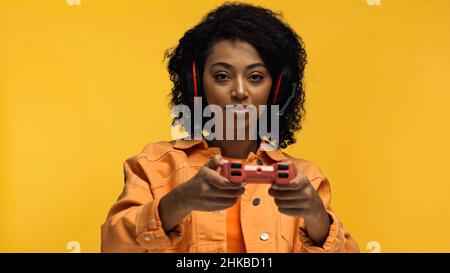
[184,60,296,111]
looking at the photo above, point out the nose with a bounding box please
[231,76,248,101]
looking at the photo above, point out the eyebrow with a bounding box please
[210,62,266,70]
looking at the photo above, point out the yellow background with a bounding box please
[1,0,449,253]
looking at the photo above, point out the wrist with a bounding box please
[158,185,192,233]
[304,204,329,226]
[172,183,193,214]
[303,209,331,246]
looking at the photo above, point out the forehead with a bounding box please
[205,39,264,64]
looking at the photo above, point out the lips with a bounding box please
[224,104,253,114]
[230,108,250,114]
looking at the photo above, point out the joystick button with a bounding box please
[231,163,242,168]
[231,170,242,176]
[278,173,289,178]
[277,164,289,170]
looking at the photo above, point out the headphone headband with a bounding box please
[272,65,286,104]
[192,60,199,97]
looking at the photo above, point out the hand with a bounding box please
[178,155,246,212]
[159,155,245,233]
[268,161,331,245]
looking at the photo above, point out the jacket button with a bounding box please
[252,198,260,206]
[256,159,264,165]
[260,232,269,241]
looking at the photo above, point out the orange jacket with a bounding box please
[101,139,359,253]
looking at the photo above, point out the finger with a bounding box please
[274,198,308,209]
[202,166,244,189]
[291,162,310,187]
[271,173,309,191]
[204,154,228,170]
[278,207,307,216]
[207,185,245,198]
[204,170,244,190]
[268,188,303,200]
[205,196,238,207]
[271,178,308,191]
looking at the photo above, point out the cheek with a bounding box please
[203,77,226,106]
[253,81,272,118]
[254,80,273,105]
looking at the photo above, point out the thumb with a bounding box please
[205,154,228,170]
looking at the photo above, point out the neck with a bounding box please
[207,139,258,159]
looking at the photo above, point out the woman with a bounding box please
[101,2,359,253]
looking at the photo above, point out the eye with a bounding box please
[213,73,231,83]
[248,74,264,82]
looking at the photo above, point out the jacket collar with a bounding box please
[173,138,286,162]
[173,139,206,150]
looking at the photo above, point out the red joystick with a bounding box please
[220,161,296,184]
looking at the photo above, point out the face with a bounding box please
[202,39,273,138]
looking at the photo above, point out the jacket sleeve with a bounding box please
[101,156,189,253]
[295,165,360,253]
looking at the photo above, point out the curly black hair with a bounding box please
[164,2,307,149]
